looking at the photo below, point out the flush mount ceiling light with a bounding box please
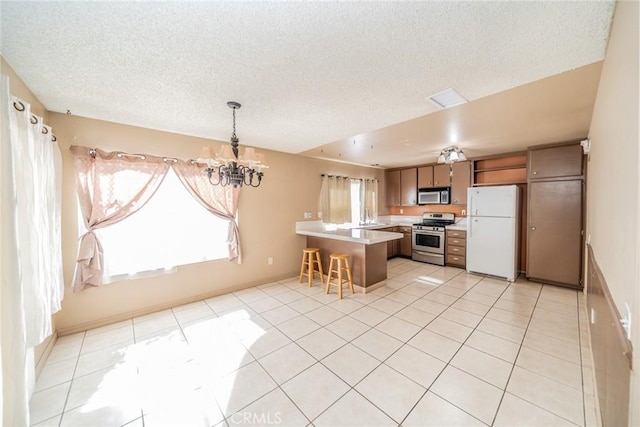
[197,102,267,188]
[437,146,467,164]
[428,88,468,109]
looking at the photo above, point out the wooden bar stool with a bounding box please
[299,248,324,287]
[325,253,354,299]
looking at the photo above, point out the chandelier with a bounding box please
[437,146,467,164]
[197,102,267,187]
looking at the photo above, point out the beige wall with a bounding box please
[1,56,55,368]
[49,113,387,333]
[585,1,639,425]
[1,56,47,118]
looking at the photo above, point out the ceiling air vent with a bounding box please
[428,88,467,109]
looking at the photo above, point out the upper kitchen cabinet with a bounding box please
[385,170,401,206]
[418,164,450,188]
[451,161,471,205]
[400,168,418,206]
[385,168,417,206]
[528,142,584,180]
[417,166,433,188]
[433,164,451,187]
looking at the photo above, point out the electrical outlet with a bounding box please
[461,209,466,216]
[304,212,312,219]
[267,257,273,265]
[318,212,322,219]
[400,209,404,214]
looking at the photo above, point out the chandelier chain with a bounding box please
[231,107,237,141]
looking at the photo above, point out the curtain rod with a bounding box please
[12,100,57,142]
[320,174,378,182]
[83,146,191,164]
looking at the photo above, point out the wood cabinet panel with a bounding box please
[529,144,583,180]
[381,227,399,258]
[400,168,418,206]
[445,230,466,268]
[474,154,527,170]
[474,169,527,185]
[433,164,451,187]
[447,254,466,268]
[447,237,466,247]
[447,230,466,239]
[586,247,632,427]
[472,153,527,186]
[399,226,412,257]
[447,245,466,257]
[417,166,434,188]
[527,180,582,287]
[385,170,401,206]
[451,161,471,205]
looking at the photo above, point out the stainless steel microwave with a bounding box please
[418,187,450,205]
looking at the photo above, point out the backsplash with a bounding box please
[389,204,466,217]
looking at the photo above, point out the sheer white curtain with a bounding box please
[319,175,352,224]
[359,179,378,223]
[1,77,64,426]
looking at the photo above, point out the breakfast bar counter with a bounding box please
[296,222,403,291]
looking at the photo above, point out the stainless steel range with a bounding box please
[412,212,456,265]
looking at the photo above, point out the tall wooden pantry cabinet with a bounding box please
[526,142,585,288]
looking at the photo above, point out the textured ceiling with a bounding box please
[0,1,614,160]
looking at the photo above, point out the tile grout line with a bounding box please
[42,262,583,427]
[55,330,87,427]
[318,266,492,426]
[487,274,543,427]
[576,290,588,427]
[252,264,468,425]
[495,283,586,426]
[397,272,520,426]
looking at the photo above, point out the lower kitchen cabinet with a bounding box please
[399,226,412,258]
[382,227,399,259]
[446,229,466,268]
[383,226,411,259]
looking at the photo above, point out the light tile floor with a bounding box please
[31,258,600,427]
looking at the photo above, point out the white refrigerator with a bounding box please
[466,185,520,281]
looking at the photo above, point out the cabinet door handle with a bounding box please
[531,227,536,231]
[533,171,537,175]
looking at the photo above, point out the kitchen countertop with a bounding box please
[296,215,467,243]
[296,221,403,244]
[446,218,468,231]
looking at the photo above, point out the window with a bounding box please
[319,175,378,226]
[92,168,229,283]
